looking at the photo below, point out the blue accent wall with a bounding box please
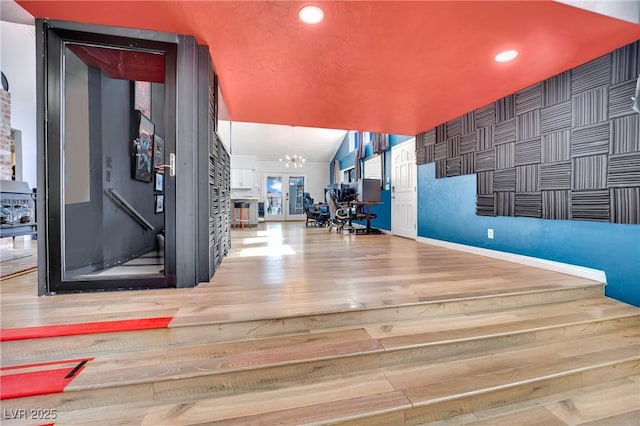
[418,162,640,307]
[340,152,356,171]
[330,133,413,231]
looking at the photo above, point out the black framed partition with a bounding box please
[36,20,182,294]
[37,19,230,294]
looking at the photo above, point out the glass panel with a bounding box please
[288,176,305,215]
[62,42,166,280]
[342,168,355,183]
[348,132,356,152]
[266,176,282,215]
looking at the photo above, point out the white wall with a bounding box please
[230,154,258,170]
[231,154,330,203]
[1,21,37,188]
[554,0,640,24]
[217,119,231,154]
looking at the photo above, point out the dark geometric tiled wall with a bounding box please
[417,41,640,224]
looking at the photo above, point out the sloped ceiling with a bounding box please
[15,1,640,137]
[229,123,347,162]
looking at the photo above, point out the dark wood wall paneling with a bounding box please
[196,46,230,283]
[417,41,640,224]
[208,98,231,279]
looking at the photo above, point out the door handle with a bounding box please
[156,153,176,177]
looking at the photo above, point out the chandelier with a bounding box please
[279,126,305,168]
[279,154,305,168]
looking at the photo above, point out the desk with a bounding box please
[350,201,382,235]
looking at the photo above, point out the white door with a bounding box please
[264,174,307,221]
[392,138,417,239]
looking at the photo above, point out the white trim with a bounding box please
[416,237,607,284]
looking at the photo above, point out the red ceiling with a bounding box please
[18,1,640,135]
[67,45,165,83]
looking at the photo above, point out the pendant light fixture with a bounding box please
[279,126,306,168]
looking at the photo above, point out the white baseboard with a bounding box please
[416,237,607,284]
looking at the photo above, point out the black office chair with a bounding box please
[326,191,351,232]
[303,192,330,227]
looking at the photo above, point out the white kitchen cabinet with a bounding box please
[231,168,253,189]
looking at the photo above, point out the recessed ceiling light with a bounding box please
[299,5,324,24]
[494,50,519,63]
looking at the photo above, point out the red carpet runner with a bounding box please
[1,317,173,400]
[1,358,93,400]
[0,317,173,341]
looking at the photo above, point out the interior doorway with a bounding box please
[391,138,417,239]
[264,174,307,221]
[38,22,178,293]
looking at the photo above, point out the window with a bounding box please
[348,132,356,153]
[342,167,355,183]
[362,131,371,145]
[364,155,382,180]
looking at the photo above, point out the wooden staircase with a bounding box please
[3,281,639,425]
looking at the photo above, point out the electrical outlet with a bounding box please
[487,228,494,239]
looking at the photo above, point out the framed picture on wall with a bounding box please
[131,111,155,183]
[133,81,151,117]
[154,172,164,192]
[153,135,164,168]
[155,194,164,214]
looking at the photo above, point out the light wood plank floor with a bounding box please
[0,222,605,329]
[2,223,638,425]
[0,239,37,280]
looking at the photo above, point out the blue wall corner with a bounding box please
[339,151,356,171]
[418,162,640,307]
[389,134,413,147]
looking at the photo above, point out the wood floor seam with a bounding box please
[379,315,640,350]
[407,355,640,408]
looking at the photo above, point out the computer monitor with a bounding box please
[325,184,341,203]
[341,183,358,202]
[357,179,381,202]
